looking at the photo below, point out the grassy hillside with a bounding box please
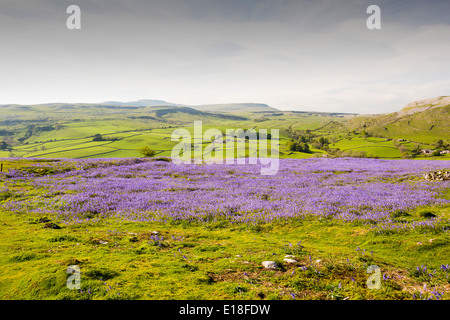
[0,98,449,160]
[347,102,450,144]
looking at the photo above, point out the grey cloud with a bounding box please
[0,0,449,113]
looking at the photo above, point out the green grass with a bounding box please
[0,158,449,300]
[1,103,448,160]
[1,203,449,300]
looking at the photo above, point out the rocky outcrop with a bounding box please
[398,96,450,117]
[423,171,450,181]
[262,261,278,269]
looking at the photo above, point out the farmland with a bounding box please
[1,99,448,161]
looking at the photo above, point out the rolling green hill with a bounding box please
[0,97,448,160]
[101,100,278,113]
[191,103,278,113]
[347,96,450,144]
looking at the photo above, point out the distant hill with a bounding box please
[348,96,450,144]
[100,100,279,113]
[397,96,450,116]
[1,95,448,160]
[191,103,278,113]
[1,100,278,114]
[149,106,247,120]
[101,99,182,107]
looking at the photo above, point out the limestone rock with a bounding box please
[283,258,298,264]
[262,261,278,269]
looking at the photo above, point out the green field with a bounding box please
[1,103,448,160]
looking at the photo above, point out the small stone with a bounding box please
[283,258,298,264]
[315,259,322,264]
[429,239,435,243]
[151,231,159,235]
[99,240,108,245]
[262,261,278,269]
[285,255,296,259]
[236,255,243,258]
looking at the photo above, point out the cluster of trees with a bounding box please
[410,144,422,157]
[327,148,369,158]
[287,140,310,153]
[0,140,10,151]
[408,140,448,158]
[311,137,330,150]
[435,139,449,150]
[92,134,118,142]
[229,130,272,140]
[287,129,315,143]
[360,130,370,137]
[24,139,57,145]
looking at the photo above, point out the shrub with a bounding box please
[232,285,248,294]
[48,235,79,242]
[9,253,38,263]
[153,157,171,162]
[92,134,103,141]
[418,210,436,218]
[0,188,13,201]
[138,146,157,157]
[85,267,119,280]
[391,210,411,218]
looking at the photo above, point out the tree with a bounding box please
[432,150,441,157]
[411,144,421,156]
[287,141,297,152]
[300,142,310,153]
[435,140,445,150]
[287,140,310,153]
[139,146,157,157]
[0,141,8,151]
[92,134,103,141]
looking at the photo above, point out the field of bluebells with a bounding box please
[1,157,449,231]
[1,157,450,300]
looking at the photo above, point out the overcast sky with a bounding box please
[0,0,449,113]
